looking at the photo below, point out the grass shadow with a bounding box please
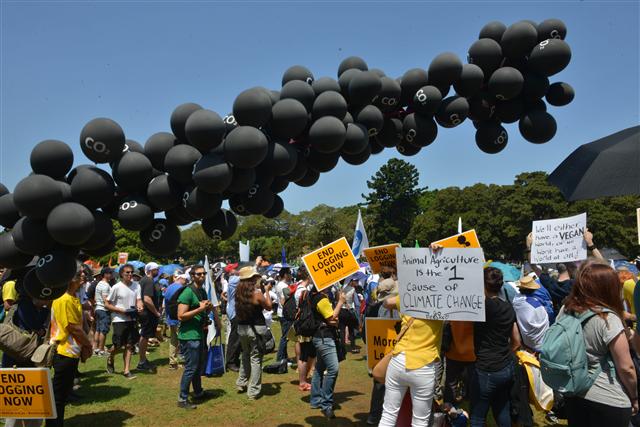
[304,415,359,426]
[195,388,226,402]
[66,409,134,426]
[261,381,284,396]
[69,384,130,405]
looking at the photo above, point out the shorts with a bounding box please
[112,321,139,348]
[95,310,111,334]
[139,313,159,338]
[299,341,316,362]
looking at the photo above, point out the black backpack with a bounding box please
[167,285,197,321]
[282,292,298,321]
[294,291,323,337]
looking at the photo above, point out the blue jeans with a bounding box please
[470,361,514,427]
[310,336,339,411]
[179,338,206,401]
[276,318,292,362]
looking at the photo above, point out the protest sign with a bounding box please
[302,237,360,291]
[432,229,481,249]
[531,213,587,264]
[397,247,485,321]
[117,252,129,264]
[365,318,401,369]
[0,368,56,419]
[363,244,400,274]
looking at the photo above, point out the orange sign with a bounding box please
[302,237,360,291]
[365,318,401,369]
[363,244,400,274]
[0,368,56,419]
[117,252,129,265]
[432,229,481,248]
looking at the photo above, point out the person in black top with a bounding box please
[470,267,521,427]
[138,262,161,372]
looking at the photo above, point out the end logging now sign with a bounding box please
[0,368,56,419]
[302,237,360,291]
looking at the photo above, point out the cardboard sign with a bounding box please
[363,244,400,274]
[397,247,485,321]
[0,368,56,419]
[302,237,360,291]
[117,252,129,265]
[365,318,402,369]
[432,230,481,248]
[531,213,587,264]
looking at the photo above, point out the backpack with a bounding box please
[167,285,196,321]
[282,283,303,321]
[294,291,323,337]
[0,305,55,367]
[540,308,615,395]
[86,281,98,301]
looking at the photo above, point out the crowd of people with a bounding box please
[1,228,640,427]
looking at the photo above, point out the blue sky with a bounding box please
[1,1,638,214]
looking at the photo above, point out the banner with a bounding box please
[239,240,250,262]
[352,209,369,258]
[302,237,360,291]
[365,318,402,369]
[531,213,587,264]
[117,252,129,265]
[0,368,56,419]
[363,244,400,274]
[432,229,481,249]
[397,247,485,321]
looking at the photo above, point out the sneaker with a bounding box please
[545,412,559,425]
[168,364,179,371]
[192,390,211,401]
[236,385,246,393]
[177,400,197,410]
[136,361,156,372]
[106,359,115,374]
[321,408,336,419]
[366,416,380,425]
[123,372,137,380]
[93,349,100,355]
[226,364,240,372]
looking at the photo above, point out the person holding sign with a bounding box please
[46,263,93,427]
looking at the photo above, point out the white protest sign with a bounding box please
[396,247,485,322]
[531,213,587,264]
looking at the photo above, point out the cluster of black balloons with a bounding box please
[0,18,573,296]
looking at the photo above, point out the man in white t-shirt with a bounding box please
[93,267,114,356]
[104,264,143,379]
[275,268,293,364]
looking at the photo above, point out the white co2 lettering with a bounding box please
[37,254,54,267]
[450,114,461,126]
[84,137,110,155]
[182,192,189,208]
[538,39,550,50]
[120,201,138,211]
[415,89,428,104]
[148,223,167,242]
[224,115,237,126]
[550,29,561,39]
[494,130,507,145]
[405,129,417,143]
[210,229,222,241]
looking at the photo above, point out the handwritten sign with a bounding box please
[302,237,360,291]
[397,247,485,321]
[363,244,400,274]
[117,252,129,265]
[432,229,481,248]
[531,213,587,264]
[0,368,56,419]
[365,318,401,369]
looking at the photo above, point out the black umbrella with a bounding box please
[548,126,640,201]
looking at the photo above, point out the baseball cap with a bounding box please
[224,263,239,273]
[145,262,160,273]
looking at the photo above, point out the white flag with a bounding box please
[352,209,369,258]
[204,255,220,346]
[458,217,462,234]
[239,240,250,262]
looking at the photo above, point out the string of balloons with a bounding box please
[0,19,573,299]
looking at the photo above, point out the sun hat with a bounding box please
[238,266,261,281]
[516,275,541,290]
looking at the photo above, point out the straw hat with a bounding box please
[238,266,261,281]
[516,275,540,290]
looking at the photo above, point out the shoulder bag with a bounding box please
[372,318,415,384]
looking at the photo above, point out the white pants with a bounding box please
[379,352,436,427]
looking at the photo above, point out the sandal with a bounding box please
[298,383,311,392]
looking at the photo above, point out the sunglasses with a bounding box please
[192,272,205,277]
[122,271,133,275]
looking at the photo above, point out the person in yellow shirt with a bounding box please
[46,264,93,427]
[2,279,18,311]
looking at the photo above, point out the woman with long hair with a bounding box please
[234,266,273,400]
[562,262,637,426]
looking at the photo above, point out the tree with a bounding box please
[362,158,424,246]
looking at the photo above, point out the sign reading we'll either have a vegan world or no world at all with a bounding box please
[396,247,485,322]
[531,213,587,264]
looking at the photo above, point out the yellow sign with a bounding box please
[302,237,360,291]
[365,318,402,370]
[0,368,56,419]
[363,244,400,274]
[432,229,481,248]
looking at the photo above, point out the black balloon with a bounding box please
[312,77,341,95]
[13,174,62,219]
[233,88,272,127]
[400,68,429,106]
[283,154,308,183]
[537,18,567,41]
[488,67,524,100]
[306,149,340,173]
[467,39,503,76]
[468,93,496,121]
[269,90,280,105]
[312,91,348,120]
[396,140,421,157]
[124,139,144,154]
[164,205,196,226]
[24,268,67,301]
[202,209,237,241]
[545,82,575,106]
[229,194,250,217]
[342,123,370,155]
[270,99,308,139]
[528,39,572,77]
[427,52,463,87]
[435,96,469,128]
[140,219,181,256]
[402,114,438,147]
[164,144,201,184]
[0,233,33,269]
[270,176,289,194]
[185,109,226,153]
[338,69,362,98]
[341,144,371,165]
[354,105,384,137]
[524,97,548,113]
[280,80,315,112]
[223,113,239,134]
[226,167,256,194]
[369,68,386,77]
[500,21,538,59]
[112,151,153,192]
[263,195,284,219]
[244,184,275,215]
[295,169,320,187]
[342,111,354,126]
[337,56,368,77]
[117,196,154,231]
[47,202,95,246]
[170,103,202,143]
[81,211,114,250]
[35,247,77,288]
[453,64,484,97]
[193,154,232,194]
[0,183,7,197]
[262,141,298,176]
[376,119,403,148]
[70,166,115,210]
[84,235,116,257]
[494,98,524,123]
[79,118,125,164]
[145,132,177,171]
[12,217,54,255]
[475,122,509,154]
[146,174,183,211]
[521,72,550,99]
[30,140,74,179]
[57,181,72,203]
[348,71,382,106]
[479,21,507,41]
[373,77,402,113]
[369,138,384,155]
[412,85,442,116]
[519,111,557,144]
[185,187,222,219]
[224,126,269,169]
[282,65,314,86]
[309,116,346,154]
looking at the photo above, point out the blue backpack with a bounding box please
[540,308,614,395]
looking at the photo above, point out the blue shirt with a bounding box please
[164,282,184,326]
[530,285,556,324]
[227,276,239,320]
